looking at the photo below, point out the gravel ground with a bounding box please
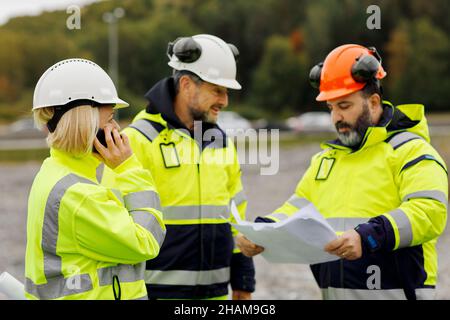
[1,143,449,299]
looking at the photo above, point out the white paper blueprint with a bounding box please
[231,202,340,264]
[0,272,26,300]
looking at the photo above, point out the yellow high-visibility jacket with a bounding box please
[260,102,448,300]
[25,148,166,300]
[102,77,255,299]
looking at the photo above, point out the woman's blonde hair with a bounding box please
[33,105,99,156]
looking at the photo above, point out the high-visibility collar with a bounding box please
[131,110,228,149]
[50,148,100,182]
[144,77,190,130]
[321,101,429,152]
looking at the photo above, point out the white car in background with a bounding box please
[3,117,46,139]
[286,111,334,133]
[217,111,252,136]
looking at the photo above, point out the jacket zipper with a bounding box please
[196,142,203,297]
[197,143,217,296]
[197,162,203,272]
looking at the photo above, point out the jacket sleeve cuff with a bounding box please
[112,154,142,174]
[230,252,256,292]
[355,215,396,254]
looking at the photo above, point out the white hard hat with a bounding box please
[33,58,128,110]
[167,34,241,90]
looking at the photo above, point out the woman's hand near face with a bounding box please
[93,124,132,169]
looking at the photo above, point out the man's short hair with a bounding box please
[361,79,383,99]
[173,70,203,93]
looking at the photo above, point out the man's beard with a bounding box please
[335,102,372,147]
[190,107,211,123]
[188,93,219,124]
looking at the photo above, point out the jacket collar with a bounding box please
[321,100,425,152]
[142,77,228,149]
[144,77,189,130]
[50,148,100,182]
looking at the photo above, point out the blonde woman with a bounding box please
[25,59,166,300]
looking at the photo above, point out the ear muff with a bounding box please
[227,43,239,62]
[167,37,240,65]
[167,37,202,63]
[351,54,380,83]
[309,47,382,88]
[309,62,323,89]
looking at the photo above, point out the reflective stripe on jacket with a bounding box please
[102,108,254,298]
[263,102,448,300]
[25,149,166,300]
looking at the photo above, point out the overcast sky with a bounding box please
[0,0,102,25]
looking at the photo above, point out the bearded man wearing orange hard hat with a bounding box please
[236,44,448,300]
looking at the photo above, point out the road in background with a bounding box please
[1,142,449,299]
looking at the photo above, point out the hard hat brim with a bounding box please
[315,84,365,102]
[169,63,242,90]
[207,78,242,90]
[110,97,129,109]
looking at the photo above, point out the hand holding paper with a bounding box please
[324,229,362,260]
[236,234,265,257]
[231,202,340,264]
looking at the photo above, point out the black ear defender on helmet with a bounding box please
[227,43,239,62]
[309,62,323,89]
[167,37,202,63]
[351,47,382,83]
[167,37,240,63]
[309,46,382,89]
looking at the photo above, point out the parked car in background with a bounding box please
[252,118,291,132]
[217,111,252,136]
[2,117,46,139]
[286,112,334,133]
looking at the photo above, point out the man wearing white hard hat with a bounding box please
[25,59,166,300]
[101,34,255,300]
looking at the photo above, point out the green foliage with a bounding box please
[0,148,50,163]
[250,35,309,114]
[386,18,450,109]
[117,12,199,95]
[0,0,449,123]
[115,86,147,120]
[228,103,271,121]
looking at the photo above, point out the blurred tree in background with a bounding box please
[251,33,308,116]
[0,0,449,122]
[386,18,450,110]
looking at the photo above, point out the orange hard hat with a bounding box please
[309,44,387,101]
